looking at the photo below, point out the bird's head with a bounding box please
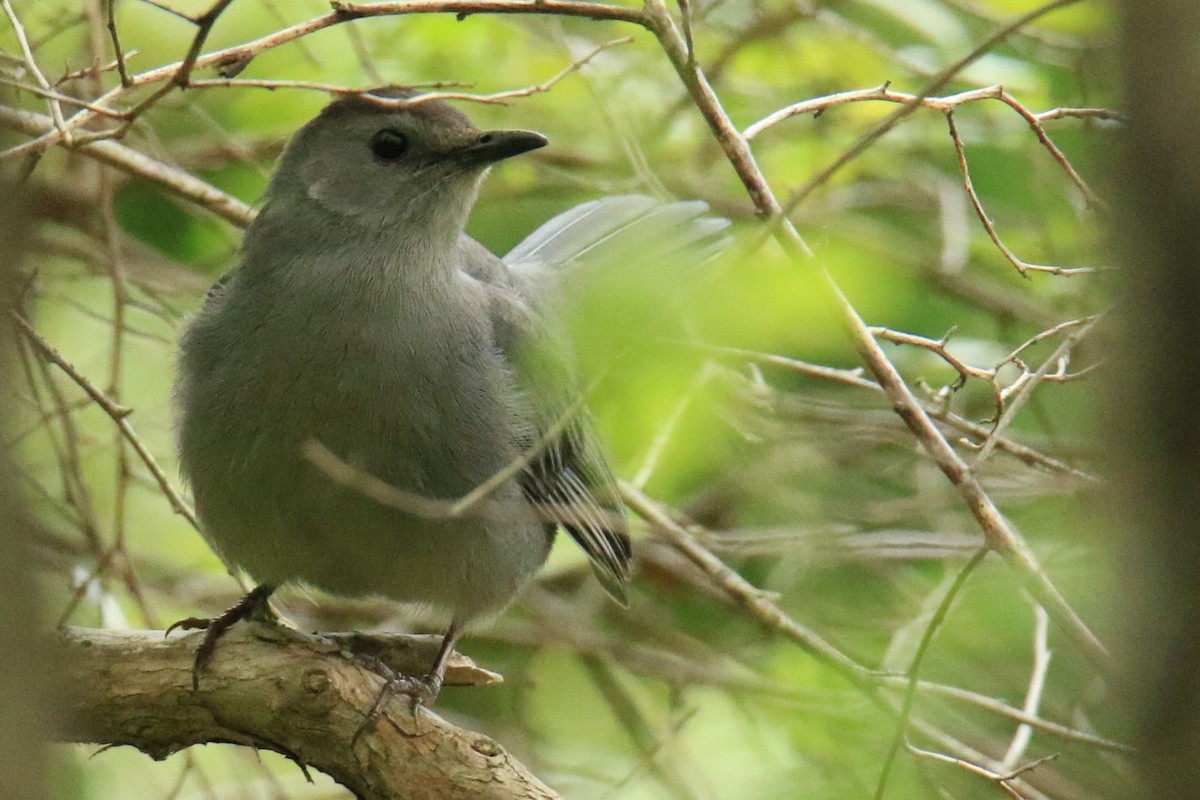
[265,87,547,238]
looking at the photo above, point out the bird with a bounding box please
[171,86,726,715]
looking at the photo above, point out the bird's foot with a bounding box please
[350,656,446,747]
[165,583,277,690]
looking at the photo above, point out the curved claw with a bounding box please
[164,616,212,637]
[351,672,443,747]
[166,584,277,690]
[350,621,461,747]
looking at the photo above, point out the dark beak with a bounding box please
[456,130,548,166]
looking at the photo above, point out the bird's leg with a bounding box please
[352,620,463,745]
[411,619,463,704]
[166,583,277,690]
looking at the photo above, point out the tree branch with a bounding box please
[0,104,253,226]
[826,275,1114,679]
[57,625,557,800]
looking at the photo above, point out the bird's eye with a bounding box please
[370,129,409,161]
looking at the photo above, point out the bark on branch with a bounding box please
[57,625,559,800]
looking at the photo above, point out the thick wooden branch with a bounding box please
[58,625,558,800]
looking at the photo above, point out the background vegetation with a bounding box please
[1,0,1128,798]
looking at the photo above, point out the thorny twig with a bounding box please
[828,276,1112,678]
[947,112,1099,277]
[1,0,240,159]
[746,82,1111,276]
[972,315,1102,467]
[778,0,1088,216]
[870,315,1101,422]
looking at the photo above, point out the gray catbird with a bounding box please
[172,87,725,711]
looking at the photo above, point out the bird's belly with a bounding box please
[182,328,550,617]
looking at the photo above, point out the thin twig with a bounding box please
[746,82,1111,210]
[684,341,1099,482]
[825,274,1112,678]
[13,314,200,530]
[973,316,1101,466]
[0,104,254,225]
[907,742,1059,799]
[676,0,695,66]
[121,0,238,119]
[4,2,650,161]
[17,337,103,552]
[620,481,872,682]
[1003,604,1051,770]
[946,112,1101,277]
[104,0,131,85]
[621,482,1125,756]
[303,439,627,532]
[640,0,812,256]
[871,315,1100,421]
[352,36,634,108]
[184,36,631,108]
[780,0,1086,214]
[182,77,469,94]
[886,677,1130,753]
[56,52,138,84]
[632,363,716,489]
[1,0,71,137]
[0,77,126,117]
[1034,106,1125,124]
[874,548,989,800]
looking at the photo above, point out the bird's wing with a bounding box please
[504,194,730,279]
[514,384,633,606]
[465,235,632,605]
[467,195,730,605]
[202,269,237,309]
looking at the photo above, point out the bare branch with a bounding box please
[871,315,1101,422]
[13,314,200,530]
[184,36,633,108]
[1,0,71,136]
[620,481,872,682]
[640,0,812,256]
[907,742,1059,799]
[622,483,1127,756]
[0,76,126,117]
[746,82,1109,276]
[947,112,1102,277]
[0,104,253,225]
[972,316,1101,466]
[686,341,1099,481]
[1002,605,1052,770]
[103,0,131,86]
[826,275,1113,678]
[780,0,1087,214]
[58,626,554,800]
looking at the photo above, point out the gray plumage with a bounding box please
[175,89,723,644]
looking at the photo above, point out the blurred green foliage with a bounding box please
[2,0,1125,798]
